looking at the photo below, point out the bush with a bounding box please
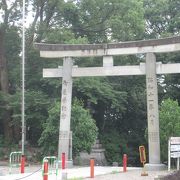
[38,99,98,157]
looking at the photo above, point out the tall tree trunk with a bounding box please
[0,28,13,141]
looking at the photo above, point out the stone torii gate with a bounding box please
[35,36,180,170]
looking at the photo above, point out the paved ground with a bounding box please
[85,168,171,180]
[0,164,174,180]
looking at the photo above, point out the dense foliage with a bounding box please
[159,99,180,162]
[0,0,180,165]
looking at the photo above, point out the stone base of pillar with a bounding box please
[144,163,166,171]
[66,160,73,168]
[59,160,73,168]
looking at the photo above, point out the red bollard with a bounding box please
[43,159,48,180]
[62,153,65,169]
[20,155,25,173]
[123,154,127,172]
[90,158,94,178]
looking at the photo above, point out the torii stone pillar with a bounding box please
[58,57,73,166]
[145,53,165,170]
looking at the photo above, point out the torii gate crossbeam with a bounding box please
[43,63,180,77]
[35,36,180,170]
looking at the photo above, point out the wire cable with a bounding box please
[14,167,42,180]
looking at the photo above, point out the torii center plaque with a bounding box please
[35,36,180,170]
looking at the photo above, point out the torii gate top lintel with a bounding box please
[35,36,180,58]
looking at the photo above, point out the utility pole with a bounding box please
[22,0,26,156]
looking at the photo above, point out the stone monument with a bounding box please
[74,139,107,166]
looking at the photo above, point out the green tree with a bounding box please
[62,0,145,42]
[159,98,180,162]
[39,99,98,156]
[0,0,22,140]
[144,0,180,37]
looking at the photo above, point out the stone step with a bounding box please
[92,143,103,149]
[91,149,105,153]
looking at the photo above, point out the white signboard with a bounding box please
[168,137,180,171]
[171,145,180,152]
[170,137,180,144]
[171,152,180,158]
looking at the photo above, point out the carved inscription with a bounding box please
[60,131,69,139]
[149,114,155,126]
[147,76,156,129]
[60,80,69,121]
[148,132,158,142]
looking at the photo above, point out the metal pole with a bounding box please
[21,0,26,155]
[168,139,171,171]
[177,158,179,170]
